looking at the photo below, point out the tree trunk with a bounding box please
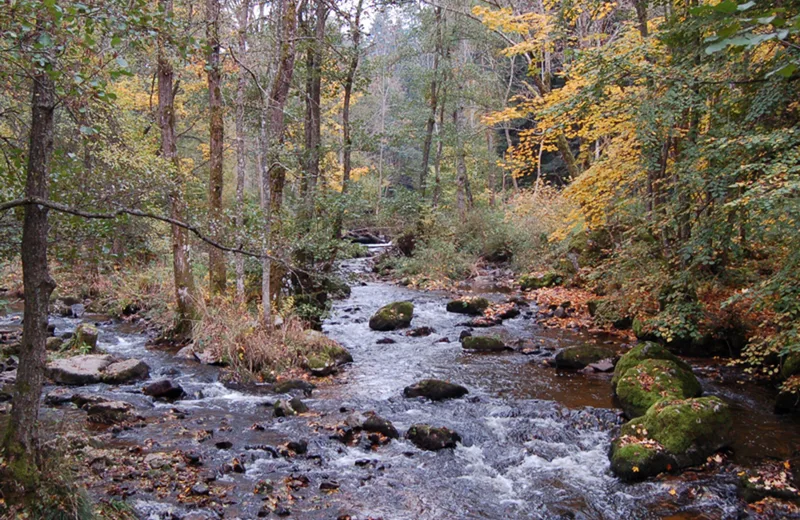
[633,0,649,38]
[262,0,298,327]
[420,6,442,196]
[341,0,364,195]
[531,75,579,179]
[302,0,327,222]
[432,82,447,208]
[234,0,250,303]
[4,64,57,480]
[207,0,226,295]
[159,0,198,336]
[453,105,472,218]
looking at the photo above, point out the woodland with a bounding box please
[0,0,800,518]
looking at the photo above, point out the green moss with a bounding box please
[461,336,507,351]
[612,342,692,389]
[609,441,670,482]
[369,301,414,331]
[616,358,701,418]
[446,297,490,315]
[642,397,732,456]
[781,351,800,380]
[520,272,562,290]
[554,345,616,369]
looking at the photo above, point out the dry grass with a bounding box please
[192,300,345,382]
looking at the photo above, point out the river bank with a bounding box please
[1,253,799,519]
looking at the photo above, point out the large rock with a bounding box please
[520,272,562,290]
[362,413,399,439]
[274,396,308,417]
[615,359,701,418]
[101,358,150,384]
[781,352,800,380]
[369,301,414,331]
[775,378,800,414]
[86,401,135,424]
[461,336,508,352]
[73,323,99,351]
[612,342,692,390]
[554,345,617,369]
[304,341,353,377]
[47,354,114,385]
[446,297,489,316]
[405,424,461,451]
[403,379,468,401]
[143,379,185,401]
[609,396,732,482]
[273,379,315,396]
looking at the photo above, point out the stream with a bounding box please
[7,253,800,519]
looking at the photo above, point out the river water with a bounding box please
[9,255,800,519]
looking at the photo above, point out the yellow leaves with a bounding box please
[668,488,677,496]
[632,466,640,473]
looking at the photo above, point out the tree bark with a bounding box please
[420,6,442,196]
[234,0,250,303]
[453,105,472,218]
[4,63,57,478]
[206,0,226,295]
[261,0,298,327]
[301,0,327,221]
[341,0,364,195]
[159,0,198,336]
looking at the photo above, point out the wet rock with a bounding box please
[369,301,414,331]
[376,337,396,344]
[73,323,99,350]
[775,383,800,414]
[273,379,315,396]
[47,354,114,385]
[184,451,203,466]
[588,359,615,372]
[101,358,150,384]
[554,345,617,370]
[361,412,400,439]
[190,482,210,496]
[143,379,185,401]
[781,352,800,380]
[616,359,701,418]
[194,349,225,366]
[465,317,502,328]
[175,345,196,360]
[497,305,521,320]
[407,326,435,337]
[520,272,562,290]
[461,336,508,352]
[739,461,800,503]
[554,307,567,319]
[609,396,732,482]
[86,400,135,424]
[46,336,64,351]
[286,440,308,454]
[446,297,490,316]
[320,479,340,491]
[274,397,307,417]
[215,441,233,450]
[612,342,693,390]
[44,387,74,406]
[70,303,86,318]
[435,337,450,343]
[459,330,472,340]
[405,424,461,451]
[403,379,468,401]
[71,393,109,408]
[304,342,353,377]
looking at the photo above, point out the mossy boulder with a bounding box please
[461,336,508,352]
[610,396,732,481]
[519,272,562,290]
[781,352,800,380]
[304,342,353,377]
[554,345,617,369]
[403,379,468,401]
[615,359,701,418]
[73,323,99,351]
[405,424,461,451]
[612,342,692,390]
[446,297,490,316]
[369,301,414,331]
[738,462,800,503]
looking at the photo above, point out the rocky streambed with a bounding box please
[2,255,800,519]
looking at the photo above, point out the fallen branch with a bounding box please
[0,197,288,266]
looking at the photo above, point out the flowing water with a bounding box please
[6,254,800,519]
